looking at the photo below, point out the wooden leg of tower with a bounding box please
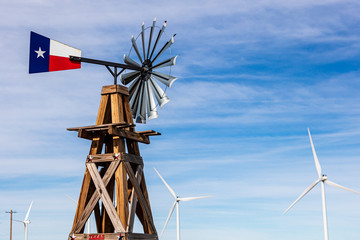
[127,165,143,232]
[115,162,129,230]
[71,168,93,233]
[71,132,105,234]
[111,93,125,123]
[111,91,129,231]
[140,174,154,234]
[123,161,156,234]
[97,94,111,125]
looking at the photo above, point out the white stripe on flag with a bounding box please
[50,39,81,58]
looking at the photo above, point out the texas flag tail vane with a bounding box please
[29,31,81,74]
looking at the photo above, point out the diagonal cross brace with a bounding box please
[72,160,125,233]
[123,162,156,234]
[127,165,143,232]
[87,162,126,233]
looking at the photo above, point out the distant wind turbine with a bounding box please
[15,201,33,240]
[154,168,212,240]
[283,129,360,240]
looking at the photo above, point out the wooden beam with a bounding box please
[115,162,129,230]
[109,127,150,144]
[136,130,161,136]
[71,168,93,233]
[69,125,151,144]
[127,233,158,240]
[87,162,126,233]
[67,122,135,132]
[123,161,156,233]
[127,165,143,232]
[73,161,121,233]
[69,233,158,240]
[96,94,110,125]
[101,85,129,96]
[87,153,143,165]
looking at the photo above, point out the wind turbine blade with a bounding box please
[149,21,167,60]
[147,17,156,59]
[178,196,213,201]
[154,168,177,199]
[152,56,177,70]
[145,80,159,120]
[152,71,177,88]
[120,71,140,85]
[131,35,143,63]
[24,201,33,221]
[326,180,360,195]
[65,194,78,204]
[123,54,141,67]
[13,220,24,223]
[149,77,170,108]
[283,179,320,215]
[151,35,175,64]
[308,128,322,178]
[161,201,176,237]
[141,22,146,60]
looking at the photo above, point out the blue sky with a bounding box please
[1,0,360,240]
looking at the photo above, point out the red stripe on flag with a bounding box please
[49,55,81,72]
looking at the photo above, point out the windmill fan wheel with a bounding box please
[121,18,178,124]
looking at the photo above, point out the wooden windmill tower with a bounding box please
[28,18,177,240]
[67,84,160,240]
[66,19,177,240]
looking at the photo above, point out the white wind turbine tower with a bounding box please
[15,201,33,240]
[154,168,212,240]
[283,129,360,240]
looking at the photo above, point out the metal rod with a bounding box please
[114,67,117,85]
[105,65,115,77]
[70,56,142,71]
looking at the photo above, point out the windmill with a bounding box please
[14,201,33,240]
[283,129,360,240]
[154,168,212,240]
[29,19,179,240]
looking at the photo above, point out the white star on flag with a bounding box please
[35,47,46,58]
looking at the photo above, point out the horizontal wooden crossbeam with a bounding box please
[69,233,158,240]
[67,123,160,144]
[67,122,135,131]
[87,153,143,165]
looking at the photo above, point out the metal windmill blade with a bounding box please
[121,18,178,123]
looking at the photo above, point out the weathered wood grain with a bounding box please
[123,161,156,233]
[87,162,125,233]
[127,165,143,232]
[101,85,129,96]
[73,161,120,233]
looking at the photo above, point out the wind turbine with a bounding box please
[15,201,33,240]
[283,129,360,240]
[154,168,212,240]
